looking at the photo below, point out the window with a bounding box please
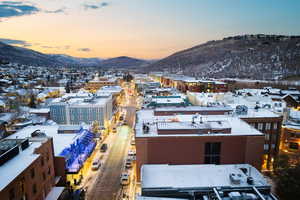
[289,142,299,150]
[43,172,46,180]
[258,123,263,130]
[46,151,49,161]
[204,142,221,164]
[272,144,276,149]
[265,123,271,130]
[32,184,37,194]
[264,144,269,151]
[48,167,51,175]
[273,123,278,130]
[30,168,35,178]
[265,133,270,141]
[41,157,44,166]
[9,188,15,200]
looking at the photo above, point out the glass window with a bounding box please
[264,144,269,150]
[204,142,221,164]
[289,142,299,150]
[30,168,35,178]
[273,123,278,130]
[265,133,270,140]
[32,184,37,194]
[258,123,263,130]
[265,123,271,130]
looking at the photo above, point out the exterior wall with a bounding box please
[0,139,56,200]
[54,157,66,186]
[154,110,231,116]
[241,117,282,169]
[50,104,67,124]
[69,106,104,125]
[136,135,264,180]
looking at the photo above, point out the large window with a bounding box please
[289,142,299,150]
[204,142,221,164]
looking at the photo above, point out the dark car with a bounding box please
[100,143,108,152]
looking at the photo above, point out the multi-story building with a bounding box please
[135,110,265,180]
[282,108,300,154]
[0,137,62,200]
[85,77,118,91]
[187,91,283,170]
[50,92,112,127]
[140,164,278,200]
[6,124,96,189]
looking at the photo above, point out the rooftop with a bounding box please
[135,110,263,137]
[141,164,269,189]
[7,125,78,156]
[141,164,277,200]
[0,139,42,191]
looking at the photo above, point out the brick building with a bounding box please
[0,137,63,200]
[135,110,264,180]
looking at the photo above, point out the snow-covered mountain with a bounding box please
[148,34,300,80]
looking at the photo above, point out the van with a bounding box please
[100,143,108,152]
[91,158,101,170]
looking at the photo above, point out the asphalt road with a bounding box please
[86,94,137,200]
[86,126,131,200]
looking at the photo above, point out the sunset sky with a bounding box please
[0,0,300,59]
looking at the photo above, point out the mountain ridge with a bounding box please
[0,41,146,68]
[148,34,300,80]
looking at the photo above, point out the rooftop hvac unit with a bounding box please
[235,105,248,115]
[229,173,243,184]
[228,192,242,200]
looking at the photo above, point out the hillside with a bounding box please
[0,42,146,68]
[98,56,147,68]
[148,34,300,80]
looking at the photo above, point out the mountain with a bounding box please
[98,56,147,68]
[0,42,146,68]
[0,41,63,66]
[148,34,300,80]
[48,54,102,66]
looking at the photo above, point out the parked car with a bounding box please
[91,158,101,170]
[130,137,135,145]
[120,172,130,185]
[125,158,132,168]
[100,143,108,152]
[128,150,136,160]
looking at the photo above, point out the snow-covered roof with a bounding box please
[0,141,41,191]
[141,164,269,189]
[136,110,262,137]
[137,197,187,200]
[7,125,78,156]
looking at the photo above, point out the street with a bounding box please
[86,125,131,200]
[86,82,137,200]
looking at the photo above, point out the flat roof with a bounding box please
[141,164,269,189]
[0,142,41,191]
[137,197,187,200]
[7,125,77,156]
[136,110,263,137]
[155,106,233,112]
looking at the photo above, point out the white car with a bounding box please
[120,172,130,185]
[91,159,101,170]
[125,158,132,168]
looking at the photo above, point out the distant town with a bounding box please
[0,61,300,200]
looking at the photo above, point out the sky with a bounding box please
[0,0,300,59]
